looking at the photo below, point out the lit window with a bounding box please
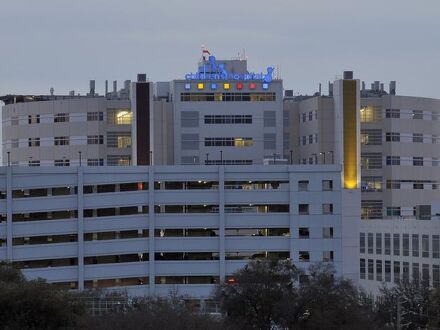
[249,83,256,89]
[197,83,204,90]
[223,83,230,90]
[211,83,217,90]
[262,83,269,90]
[184,83,191,90]
[236,83,243,90]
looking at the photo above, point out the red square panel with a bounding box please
[236,82,243,90]
[249,83,256,89]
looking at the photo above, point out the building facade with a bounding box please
[0,165,358,297]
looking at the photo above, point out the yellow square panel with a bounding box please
[197,83,204,90]
[223,83,230,90]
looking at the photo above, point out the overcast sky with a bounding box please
[1,0,439,99]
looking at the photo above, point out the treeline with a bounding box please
[1,261,439,329]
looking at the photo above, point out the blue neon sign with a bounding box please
[185,55,274,83]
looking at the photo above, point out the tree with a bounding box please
[215,259,300,330]
[216,260,377,330]
[0,262,85,329]
[377,278,431,329]
[429,286,440,329]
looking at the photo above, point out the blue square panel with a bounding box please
[211,83,217,90]
[262,83,269,90]
[184,83,191,90]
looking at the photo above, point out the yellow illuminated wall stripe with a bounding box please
[343,80,358,189]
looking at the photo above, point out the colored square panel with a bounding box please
[223,83,230,90]
[197,83,204,90]
[262,83,269,90]
[211,83,217,90]
[184,83,191,90]
[236,82,243,90]
[249,83,256,89]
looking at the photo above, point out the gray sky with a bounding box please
[1,0,440,98]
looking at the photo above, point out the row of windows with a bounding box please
[3,202,336,222]
[384,132,440,144]
[299,134,318,146]
[361,153,440,169]
[360,259,439,286]
[10,112,105,126]
[180,92,276,102]
[361,178,439,192]
[204,137,253,147]
[360,233,439,258]
[204,115,252,124]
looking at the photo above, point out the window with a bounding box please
[367,233,373,254]
[413,182,424,189]
[107,132,132,148]
[368,259,374,280]
[308,112,313,121]
[361,200,383,219]
[28,137,40,147]
[302,136,306,145]
[298,204,309,215]
[422,264,429,283]
[433,235,440,258]
[298,180,309,191]
[107,155,131,166]
[385,234,391,255]
[314,134,318,143]
[87,159,104,166]
[263,134,276,150]
[385,261,391,282]
[361,106,381,122]
[322,227,333,239]
[386,180,401,190]
[54,113,69,123]
[376,260,383,281]
[180,92,276,102]
[28,160,40,167]
[387,207,401,217]
[54,159,70,166]
[360,259,366,279]
[205,137,253,147]
[323,251,333,262]
[302,113,306,123]
[362,177,382,192]
[87,135,104,145]
[28,115,40,124]
[422,235,429,258]
[204,115,252,124]
[413,133,423,143]
[360,233,365,254]
[87,112,104,121]
[361,153,383,169]
[299,251,310,262]
[412,234,419,257]
[308,135,313,144]
[299,227,309,239]
[403,262,410,282]
[54,136,69,146]
[394,261,400,283]
[314,110,318,120]
[413,263,419,283]
[433,265,440,288]
[385,108,400,119]
[403,234,409,256]
[322,203,333,215]
[107,109,132,125]
[376,233,382,254]
[412,110,423,119]
[385,132,400,142]
[322,180,333,191]
[386,156,400,166]
[413,157,424,166]
[361,129,382,145]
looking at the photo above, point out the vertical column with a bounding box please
[6,167,13,261]
[219,166,225,281]
[288,169,296,263]
[148,167,155,294]
[77,167,84,290]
